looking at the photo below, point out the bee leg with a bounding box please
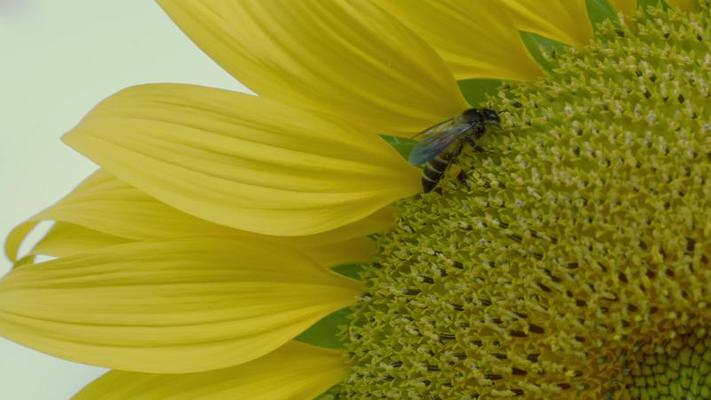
[473,144,488,153]
[449,142,470,191]
[465,136,488,153]
[464,135,477,148]
[456,170,470,190]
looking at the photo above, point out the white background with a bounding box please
[0,1,246,398]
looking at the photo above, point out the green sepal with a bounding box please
[519,31,568,72]
[458,79,501,108]
[380,134,418,159]
[332,263,364,280]
[314,385,342,400]
[640,0,662,7]
[295,307,352,349]
[296,265,361,349]
[296,264,361,349]
[586,0,620,33]
[639,0,664,12]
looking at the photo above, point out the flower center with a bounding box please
[340,4,710,399]
[619,328,711,399]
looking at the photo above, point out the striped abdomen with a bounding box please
[421,145,461,193]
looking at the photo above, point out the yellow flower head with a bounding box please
[344,4,711,398]
[1,0,709,399]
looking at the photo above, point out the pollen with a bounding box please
[341,4,710,399]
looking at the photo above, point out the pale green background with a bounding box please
[1,1,247,398]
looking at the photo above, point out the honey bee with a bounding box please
[409,108,500,193]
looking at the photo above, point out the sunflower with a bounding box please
[1,0,708,399]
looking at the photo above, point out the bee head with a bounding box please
[480,108,501,125]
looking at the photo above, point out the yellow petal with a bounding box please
[73,341,345,400]
[609,0,636,14]
[30,222,374,268]
[5,170,392,267]
[500,0,593,46]
[4,221,38,262]
[311,237,375,268]
[32,223,129,258]
[30,170,394,244]
[667,0,695,10]
[157,0,469,136]
[31,221,372,267]
[377,0,543,81]
[14,255,37,268]
[62,84,420,237]
[0,238,361,373]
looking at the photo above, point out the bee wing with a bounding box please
[408,118,472,165]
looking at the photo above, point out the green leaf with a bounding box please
[519,31,568,72]
[457,79,501,107]
[380,134,418,159]
[295,308,352,349]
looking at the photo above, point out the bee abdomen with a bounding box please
[428,156,449,173]
[422,161,446,193]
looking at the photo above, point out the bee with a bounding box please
[409,108,501,193]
